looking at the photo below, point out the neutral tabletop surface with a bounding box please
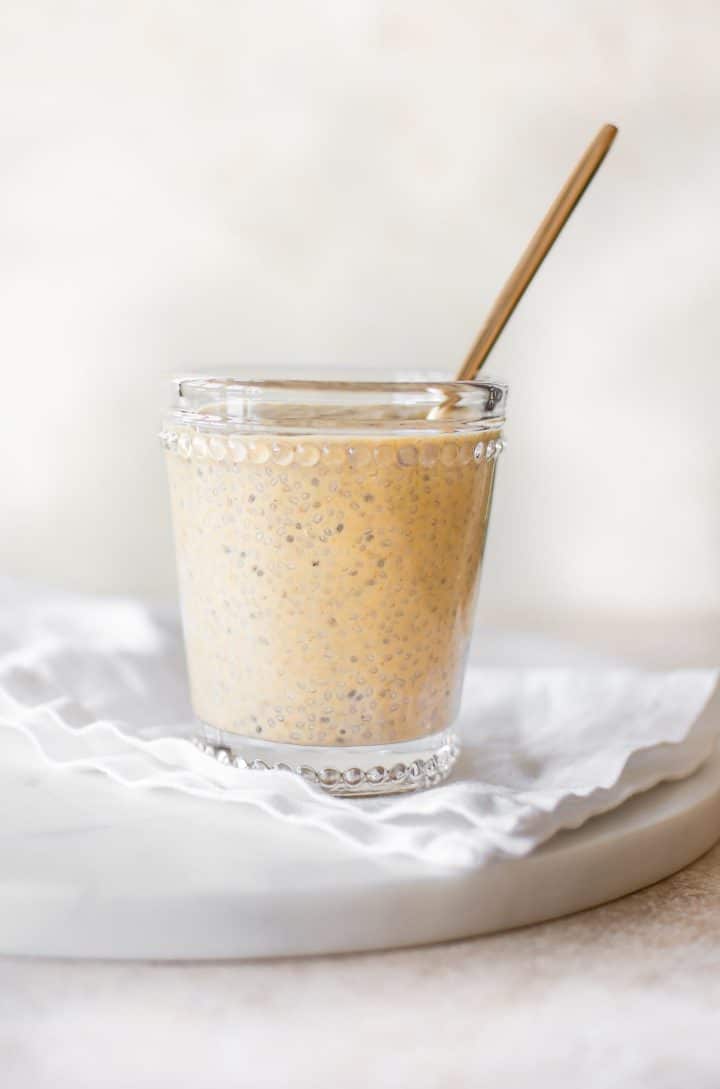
[3,618,719,1089]
[3,841,720,1088]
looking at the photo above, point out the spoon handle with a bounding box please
[457,123,618,381]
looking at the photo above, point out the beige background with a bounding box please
[2,1,718,632]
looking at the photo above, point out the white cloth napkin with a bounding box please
[0,579,717,868]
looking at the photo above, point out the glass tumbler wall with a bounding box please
[161,377,507,795]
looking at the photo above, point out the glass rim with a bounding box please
[167,373,508,435]
[173,374,507,396]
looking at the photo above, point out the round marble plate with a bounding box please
[2,713,719,960]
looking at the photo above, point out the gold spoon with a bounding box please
[457,122,618,382]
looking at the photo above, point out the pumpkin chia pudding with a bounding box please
[162,378,507,794]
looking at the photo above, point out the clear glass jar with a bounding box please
[161,375,507,795]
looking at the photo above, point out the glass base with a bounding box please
[194,724,460,797]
